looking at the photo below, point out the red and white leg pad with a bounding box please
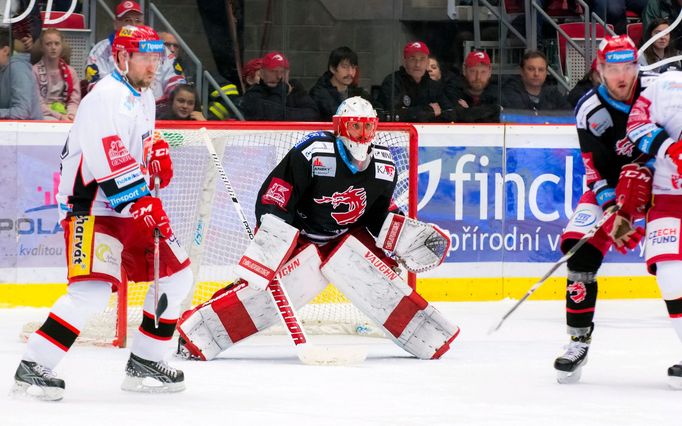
[177,244,327,360]
[321,235,460,359]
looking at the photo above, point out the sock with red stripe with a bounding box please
[565,270,598,336]
[23,281,112,369]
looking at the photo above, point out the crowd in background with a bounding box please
[2,0,682,123]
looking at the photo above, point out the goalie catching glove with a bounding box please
[376,213,451,273]
[149,138,173,190]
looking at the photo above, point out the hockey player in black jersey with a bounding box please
[176,97,459,361]
[554,35,653,383]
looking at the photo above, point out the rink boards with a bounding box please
[0,122,657,307]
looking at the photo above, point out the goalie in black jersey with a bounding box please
[177,97,459,361]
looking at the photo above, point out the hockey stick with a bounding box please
[489,205,620,334]
[199,127,366,365]
[152,176,168,328]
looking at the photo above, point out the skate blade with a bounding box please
[668,375,682,390]
[10,381,64,401]
[121,376,186,393]
[556,368,582,384]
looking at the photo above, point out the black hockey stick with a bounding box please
[489,205,620,333]
[152,176,168,328]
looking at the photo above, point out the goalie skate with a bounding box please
[121,353,185,393]
[554,335,591,384]
[11,360,65,401]
[667,363,682,390]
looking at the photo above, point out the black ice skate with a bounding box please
[554,334,591,384]
[11,360,65,401]
[121,353,185,393]
[667,362,682,390]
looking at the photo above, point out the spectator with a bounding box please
[501,50,571,112]
[377,41,454,122]
[643,0,682,50]
[639,18,682,72]
[309,46,373,121]
[567,59,601,108]
[589,0,647,35]
[158,31,197,84]
[445,51,500,123]
[158,83,206,121]
[242,58,262,90]
[427,55,443,81]
[84,1,184,101]
[241,51,319,121]
[32,28,81,121]
[206,79,240,120]
[0,28,42,119]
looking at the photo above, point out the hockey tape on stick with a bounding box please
[199,127,366,365]
[488,205,620,334]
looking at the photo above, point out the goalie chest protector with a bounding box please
[256,131,398,243]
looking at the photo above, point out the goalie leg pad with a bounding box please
[321,234,460,359]
[178,244,327,360]
[234,214,299,290]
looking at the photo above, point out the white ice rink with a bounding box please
[1,300,680,426]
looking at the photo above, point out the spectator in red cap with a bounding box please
[242,58,263,90]
[241,51,319,121]
[84,1,185,102]
[444,50,500,123]
[377,41,454,122]
[567,58,602,108]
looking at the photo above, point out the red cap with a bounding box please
[464,50,491,67]
[403,41,429,58]
[115,1,142,18]
[243,58,263,78]
[262,52,289,70]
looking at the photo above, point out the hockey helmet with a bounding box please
[112,25,164,59]
[333,97,378,162]
[597,35,638,64]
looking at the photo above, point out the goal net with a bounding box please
[23,123,417,347]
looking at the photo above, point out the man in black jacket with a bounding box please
[445,51,500,123]
[241,51,319,121]
[377,41,454,122]
[309,46,373,121]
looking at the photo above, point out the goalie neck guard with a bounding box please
[333,97,378,163]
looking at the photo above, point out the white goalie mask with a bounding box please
[333,97,379,162]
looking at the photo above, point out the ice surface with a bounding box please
[1,300,679,426]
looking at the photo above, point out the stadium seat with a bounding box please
[40,11,86,29]
[557,22,613,74]
[627,22,643,47]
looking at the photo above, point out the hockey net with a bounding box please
[23,122,417,347]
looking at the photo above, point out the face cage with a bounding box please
[336,116,378,145]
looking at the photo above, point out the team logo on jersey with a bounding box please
[567,281,587,304]
[102,135,135,172]
[262,178,293,209]
[314,185,367,225]
[375,163,395,181]
[312,156,336,177]
[615,137,635,157]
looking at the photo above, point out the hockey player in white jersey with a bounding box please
[176,97,459,361]
[85,1,184,101]
[625,70,682,389]
[12,25,193,401]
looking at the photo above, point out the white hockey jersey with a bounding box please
[85,35,185,101]
[57,71,155,219]
[627,71,682,195]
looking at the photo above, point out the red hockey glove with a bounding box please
[615,163,652,221]
[129,196,172,238]
[667,141,682,175]
[602,212,645,255]
[149,138,173,190]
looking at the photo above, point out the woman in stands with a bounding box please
[639,18,682,73]
[158,83,206,121]
[32,28,80,121]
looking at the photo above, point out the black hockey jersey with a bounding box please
[255,131,398,243]
[574,73,657,208]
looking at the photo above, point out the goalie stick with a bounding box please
[200,127,367,365]
[489,205,620,333]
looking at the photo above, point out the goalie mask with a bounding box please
[333,97,378,162]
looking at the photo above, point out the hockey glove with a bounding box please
[149,138,173,190]
[602,211,644,255]
[130,196,172,238]
[667,141,682,175]
[614,163,652,220]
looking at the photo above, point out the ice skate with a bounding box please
[121,353,185,393]
[11,360,65,401]
[667,363,682,390]
[554,334,591,384]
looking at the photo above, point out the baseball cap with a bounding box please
[465,51,491,67]
[261,52,289,70]
[403,41,430,58]
[116,1,142,19]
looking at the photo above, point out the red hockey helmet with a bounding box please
[112,25,164,59]
[333,97,378,162]
[597,35,638,64]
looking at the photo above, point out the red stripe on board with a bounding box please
[36,330,69,352]
[384,291,423,338]
[566,307,595,314]
[48,312,80,335]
